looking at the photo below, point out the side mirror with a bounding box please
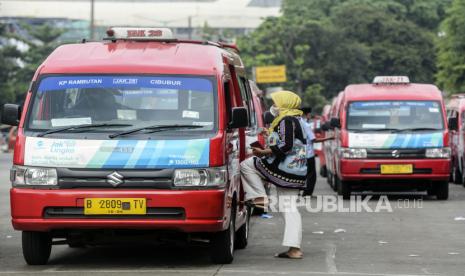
[1,104,21,126]
[321,121,330,131]
[262,110,275,125]
[229,107,249,129]
[448,117,458,131]
[329,117,341,129]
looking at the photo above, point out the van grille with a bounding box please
[366,149,426,159]
[43,207,185,219]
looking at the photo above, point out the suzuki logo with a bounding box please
[107,171,124,187]
[391,150,400,158]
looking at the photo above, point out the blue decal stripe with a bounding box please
[124,140,148,169]
[146,140,166,168]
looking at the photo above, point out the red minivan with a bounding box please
[327,76,450,199]
[318,104,331,177]
[1,27,255,265]
[446,94,465,186]
[324,92,344,191]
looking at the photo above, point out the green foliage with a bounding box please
[0,23,63,108]
[436,0,465,94]
[238,0,452,111]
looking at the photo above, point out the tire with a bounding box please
[452,161,463,184]
[320,165,328,178]
[434,181,449,200]
[235,207,250,250]
[68,242,86,248]
[337,177,351,200]
[22,231,52,265]
[326,171,332,185]
[210,211,235,264]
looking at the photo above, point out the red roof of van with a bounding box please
[344,83,443,102]
[39,41,231,75]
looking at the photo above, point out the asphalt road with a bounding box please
[0,152,464,276]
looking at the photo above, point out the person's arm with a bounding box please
[314,135,335,143]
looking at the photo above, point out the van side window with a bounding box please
[224,81,233,124]
[461,112,465,130]
[236,75,254,127]
[243,79,257,128]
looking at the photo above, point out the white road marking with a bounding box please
[325,242,338,274]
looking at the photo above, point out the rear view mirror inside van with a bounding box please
[229,107,249,129]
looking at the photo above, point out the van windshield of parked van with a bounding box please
[27,75,216,133]
[347,101,444,131]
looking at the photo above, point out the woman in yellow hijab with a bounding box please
[240,90,307,259]
[268,90,303,131]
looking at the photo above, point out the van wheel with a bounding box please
[210,211,235,264]
[235,207,250,250]
[68,242,86,248]
[434,181,449,200]
[22,231,52,265]
[337,178,351,200]
[326,171,332,185]
[452,163,463,184]
[320,165,328,178]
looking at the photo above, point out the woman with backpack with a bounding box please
[240,90,307,259]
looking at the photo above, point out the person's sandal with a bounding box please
[274,252,303,259]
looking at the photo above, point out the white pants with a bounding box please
[240,157,302,249]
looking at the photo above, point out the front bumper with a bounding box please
[339,159,450,181]
[10,188,227,233]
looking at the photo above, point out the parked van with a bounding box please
[1,27,254,265]
[328,76,450,199]
[446,94,465,186]
[324,92,344,191]
[318,104,331,177]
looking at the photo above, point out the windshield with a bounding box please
[347,101,444,131]
[27,75,216,133]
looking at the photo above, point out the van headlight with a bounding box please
[339,148,367,159]
[425,148,451,159]
[10,166,58,187]
[173,166,227,188]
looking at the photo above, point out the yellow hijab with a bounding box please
[269,90,303,131]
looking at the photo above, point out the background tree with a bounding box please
[436,0,465,94]
[238,0,452,113]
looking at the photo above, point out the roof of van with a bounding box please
[38,41,239,76]
[343,83,443,102]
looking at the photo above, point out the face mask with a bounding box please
[270,105,280,117]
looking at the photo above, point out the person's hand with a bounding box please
[252,147,271,157]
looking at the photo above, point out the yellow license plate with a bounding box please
[380,164,413,174]
[84,198,146,215]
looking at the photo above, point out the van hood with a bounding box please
[348,132,443,149]
[24,137,210,169]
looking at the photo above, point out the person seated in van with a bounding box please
[240,90,307,259]
[67,89,123,121]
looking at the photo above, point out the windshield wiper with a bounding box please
[395,127,441,132]
[37,123,133,137]
[350,128,399,132]
[109,124,204,139]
